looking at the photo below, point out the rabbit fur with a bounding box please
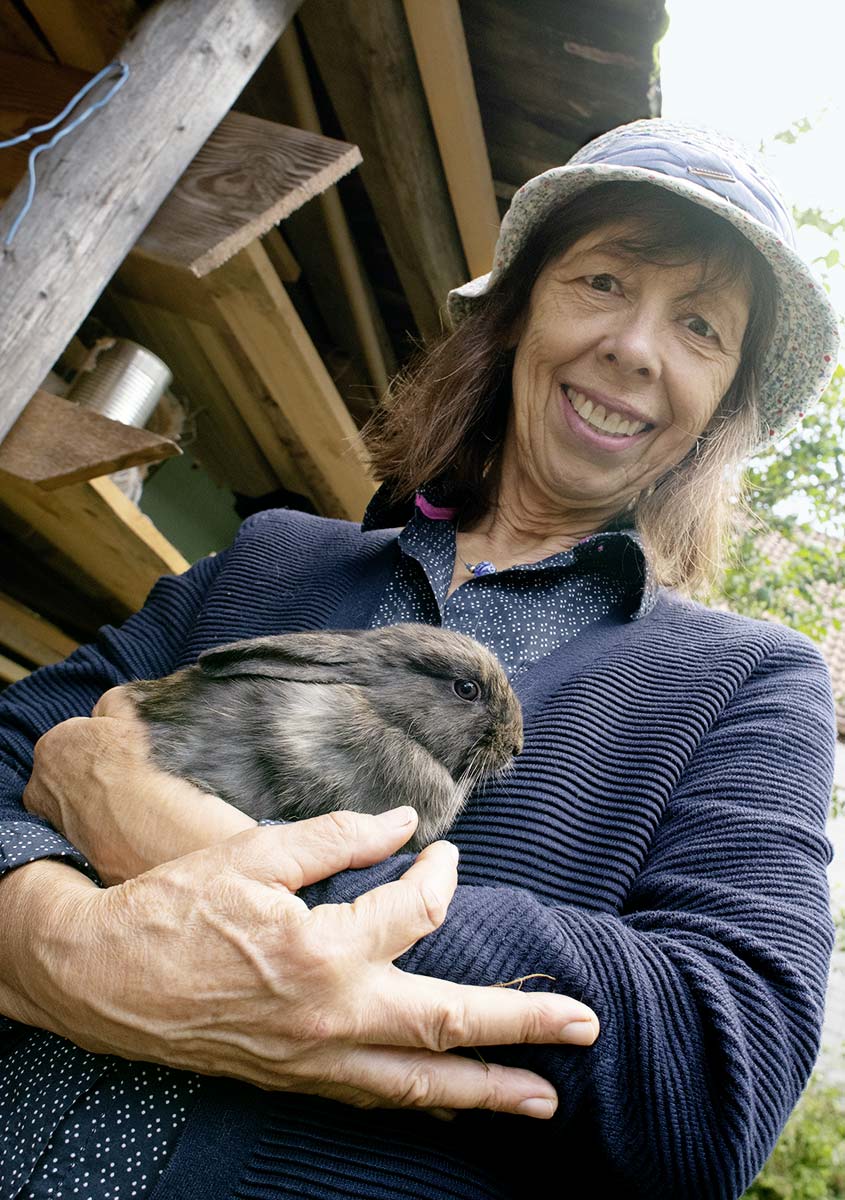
[122,624,523,852]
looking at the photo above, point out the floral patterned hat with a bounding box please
[447,119,840,449]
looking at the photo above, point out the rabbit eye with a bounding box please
[453,679,480,701]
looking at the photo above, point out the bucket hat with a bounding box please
[447,119,840,449]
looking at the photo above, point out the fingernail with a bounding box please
[560,1019,598,1045]
[377,806,417,827]
[515,1098,555,1119]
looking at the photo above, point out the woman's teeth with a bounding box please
[564,386,648,437]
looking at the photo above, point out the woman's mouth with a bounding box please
[560,384,654,450]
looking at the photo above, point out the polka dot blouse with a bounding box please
[0,500,653,1198]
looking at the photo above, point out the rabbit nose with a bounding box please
[512,742,522,757]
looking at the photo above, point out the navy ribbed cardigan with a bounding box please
[0,508,836,1200]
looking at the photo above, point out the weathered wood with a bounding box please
[299,0,467,340]
[273,24,391,395]
[460,0,663,190]
[0,473,189,612]
[0,590,78,666]
[0,0,303,443]
[204,242,375,520]
[21,0,140,71]
[0,390,179,490]
[0,52,91,201]
[402,0,499,278]
[137,111,362,277]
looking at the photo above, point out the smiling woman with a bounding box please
[366,179,780,591]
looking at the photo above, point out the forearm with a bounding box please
[0,858,99,1035]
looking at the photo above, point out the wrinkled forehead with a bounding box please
[546,219,754,309]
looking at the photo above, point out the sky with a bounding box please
[660,0,845,334]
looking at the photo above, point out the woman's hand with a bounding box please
[23,686,252,883]
[0,814,598,1118]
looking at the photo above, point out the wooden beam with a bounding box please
[273,24,391,395]
[0,0,303,443]
[401,0,499,278]
[0,591,78,666]
[0,473,189,613]
[0,390,179,490]
[137,111,362,277]
[299,0,467,341]
[204,242,375,520]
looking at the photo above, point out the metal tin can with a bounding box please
[68,338,172,427]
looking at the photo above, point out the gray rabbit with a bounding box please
[123,624,523,851]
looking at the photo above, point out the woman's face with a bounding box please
[505,223,751,517]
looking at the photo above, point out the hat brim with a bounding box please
[447,163,840,451]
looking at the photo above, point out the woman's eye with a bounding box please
[585,273,620,294]
[684,314,718,339]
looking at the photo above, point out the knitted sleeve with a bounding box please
[0,552,227,882]
[305,632,836,1200]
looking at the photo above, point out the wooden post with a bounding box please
[0,0,303,442]
[401,0,499,278]
[274,24,391,395]
[299,0,467,341]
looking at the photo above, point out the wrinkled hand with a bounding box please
[2,815,599,1117]
[23,686,254,883]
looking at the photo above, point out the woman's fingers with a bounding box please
[311,1044,561,1118]
[221,808,422,891]
[335,840,460,959]
[91,685,141,720]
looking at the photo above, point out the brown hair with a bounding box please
[361,181,778,593]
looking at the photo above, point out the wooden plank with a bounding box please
[299,0,467,341]
[0,591,78,666]
[273,24,391,395]
[102,289,280,498]
[204,242,375,520]
[137,111,362,277]
[0,472,189,613]
[401,0,499,278]
[21,0,140,71]
[0,390,179,490]
[0,0,304,443]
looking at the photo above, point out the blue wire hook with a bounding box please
[0,60,130,248]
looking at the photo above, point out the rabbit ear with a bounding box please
[198,631,367,684]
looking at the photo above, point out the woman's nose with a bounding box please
[599,313,662,379]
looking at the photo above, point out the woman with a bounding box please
[0,120,839,1199]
